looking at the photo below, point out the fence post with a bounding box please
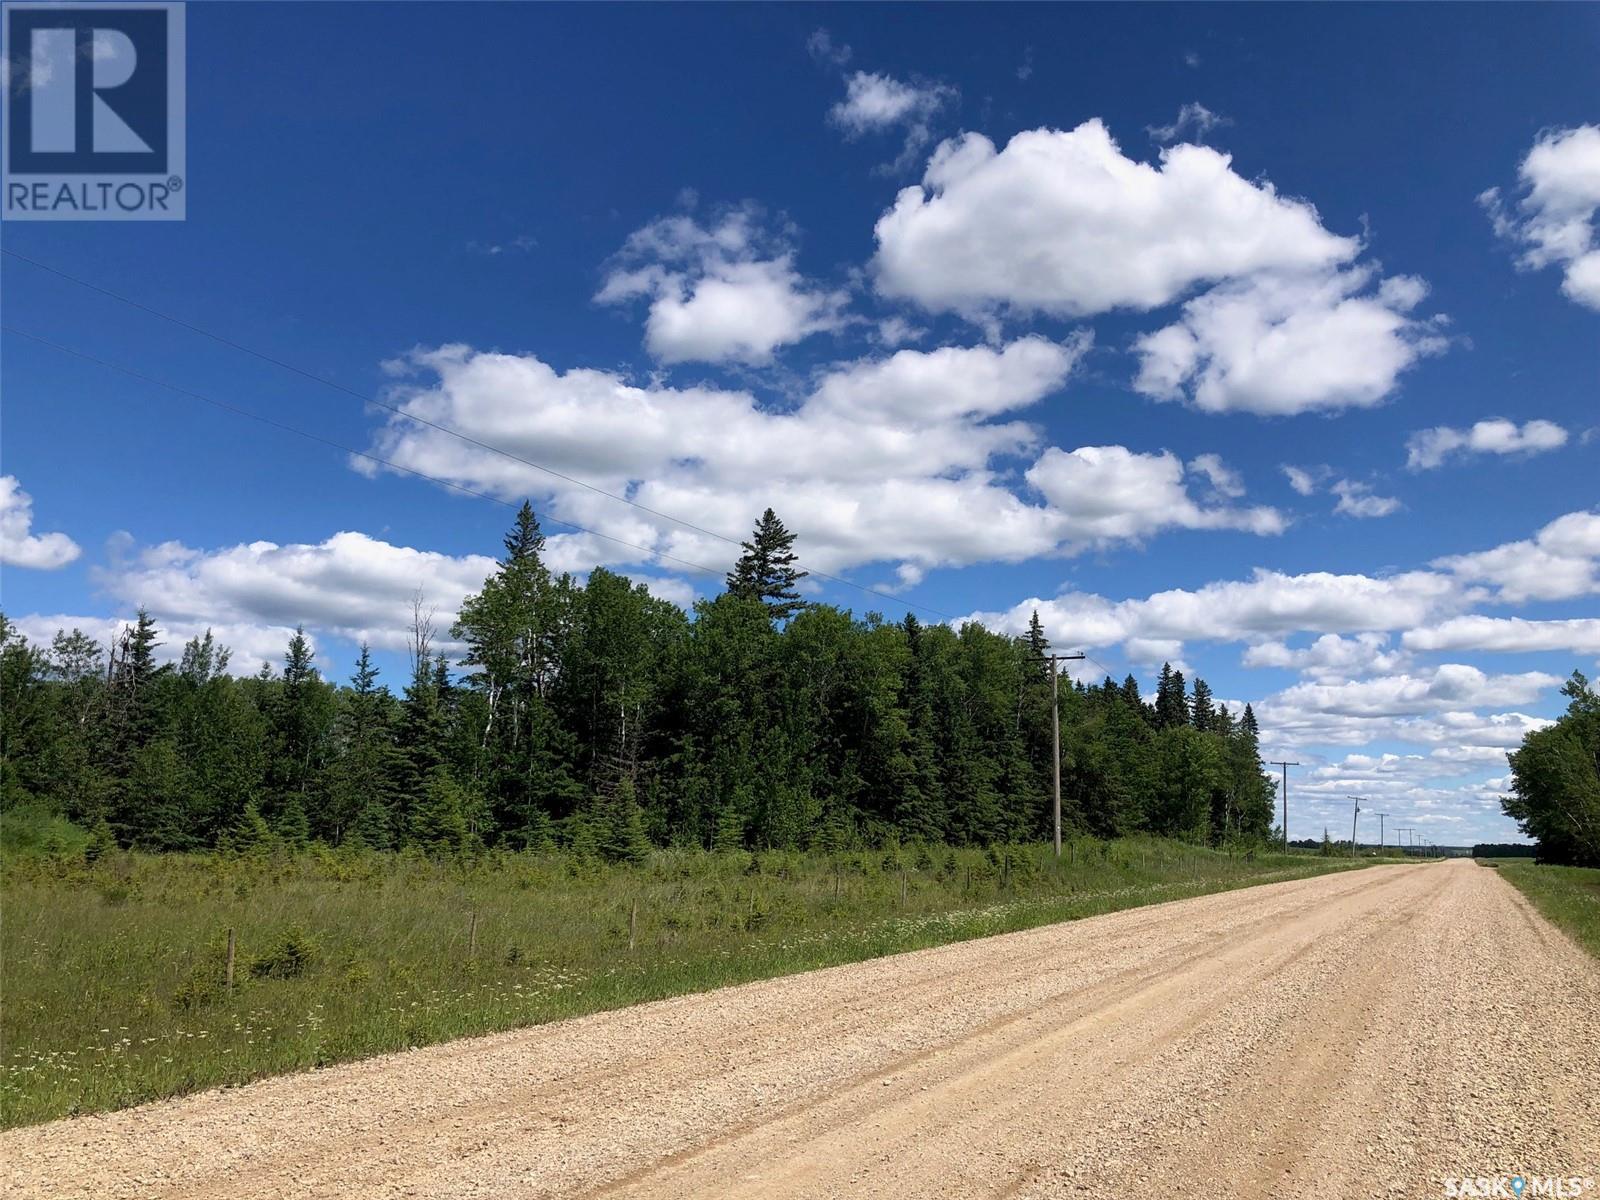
[468,910,478,958]
[225,927,236,993]
[629,899,638,952]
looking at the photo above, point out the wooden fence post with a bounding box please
[629,899,638,952]
[468,910,478,958]
[225,927,236,993]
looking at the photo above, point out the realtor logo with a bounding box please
[3,2,185,219]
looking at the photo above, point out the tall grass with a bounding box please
[3,838,1382,1128]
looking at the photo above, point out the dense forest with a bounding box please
[1502,671,1600,866]
[0,506,1280,857]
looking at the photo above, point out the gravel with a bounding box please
[5,860,1596,1199]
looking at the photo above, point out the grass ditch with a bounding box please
[1479,857,1600,960]
[2,838,1396,1128]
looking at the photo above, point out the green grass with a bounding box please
[1481,857,1600,959]
[1,839,1391,1129]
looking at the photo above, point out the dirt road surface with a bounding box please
[5,860,1597,1199]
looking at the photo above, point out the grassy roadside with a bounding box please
[2,839,1398,1129]
[1480,858,1600,959]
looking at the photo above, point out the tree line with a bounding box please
[0,506,1279,857]
[1502,671,1600,866]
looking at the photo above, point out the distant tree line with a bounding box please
[0,506,1278,857]
[1503,671,1600,866]
[1470,843,1537,859]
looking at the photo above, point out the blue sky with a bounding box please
[2,3,1597,845]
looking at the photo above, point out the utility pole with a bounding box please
[1374,812,1389,855]
[1042,652,1086,858]
[1269,761,1300,850]
[1347,796,1366,857]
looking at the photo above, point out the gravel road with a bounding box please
[5,860,1597,1199]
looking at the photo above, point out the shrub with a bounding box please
[171,966,223,1012]
[94,876,135,906]
[0,803,90,858]
[249,925,318,979]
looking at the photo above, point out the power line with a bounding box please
[1269,761,1300,851]
[2,248,964,620]
[1080,652,1118,681]
[1040,651,1086,858]
[1346,794,1367,859]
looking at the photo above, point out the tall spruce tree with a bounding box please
[106,609,165,759]
[725,508,807,622]
[455,502,582,838]
[1120,674,1148,723]
[172,630,260,847]
[267,627,334,836]
[1154,663,1189,730]
[1025,609,1050,660]
[324,645,402,846]
[1190,677,1216,732]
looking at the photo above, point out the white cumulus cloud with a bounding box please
[967,567,1461,653]
[1432,509,1600,603]
[829,71,956,173]
[1404,418,1569,470]
[91,531,499,656]
[1282,465,1319,496]
[1189,453,1245,498]
[830,71,952,135]
[1482,124,1600,309]
[1266,664,1560,719]
[1242,633,1412,680]
[1402,616,1600,656]
[872,120,1357,319]
[1146,102,1231,144]
[596,207,846,365]
[357,339,1282,582]
[1026,446,1284,542]
[1331,479,1401,519]
[1133,267,1447,415]
[0,476,81,570]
